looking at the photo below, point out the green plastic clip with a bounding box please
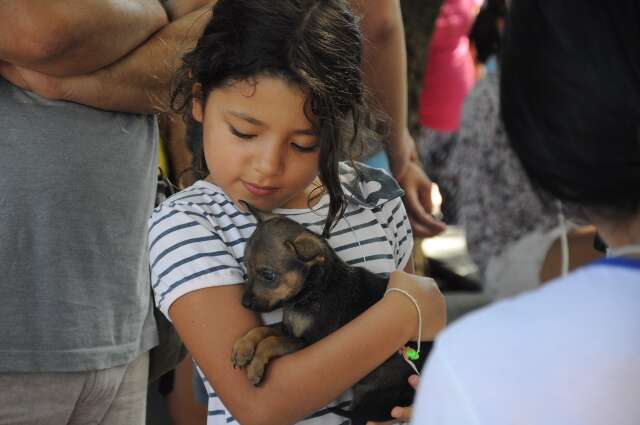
[405,347,420,361]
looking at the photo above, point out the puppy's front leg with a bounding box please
[232,325,283,369]
[247,336,305,386]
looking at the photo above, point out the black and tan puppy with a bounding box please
[231,202,430,425]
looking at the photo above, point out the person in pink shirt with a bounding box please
[418,0,482,223]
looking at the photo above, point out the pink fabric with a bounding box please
[419,0,482,131]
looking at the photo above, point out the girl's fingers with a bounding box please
[380,375,419,423]
[408,374,419,389]
[391,405,413,422]
[363,366,422,424]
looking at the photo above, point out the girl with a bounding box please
[149,1,446,424]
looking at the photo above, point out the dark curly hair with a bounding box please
[501,0,640,219]
[172,0,372,236]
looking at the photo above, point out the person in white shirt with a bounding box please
[410,0,640,424]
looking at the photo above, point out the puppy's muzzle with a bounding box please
[242,292,275,312]
[241,292,255,310]
[241,291,282,313]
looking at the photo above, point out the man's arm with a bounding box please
[161,0,214,21]
[0,5,213,114]
[0,0,167,77]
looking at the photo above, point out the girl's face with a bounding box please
[193,76,321,211]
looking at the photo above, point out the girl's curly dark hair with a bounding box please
[172,0,373,236]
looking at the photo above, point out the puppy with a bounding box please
[231,202,430,425]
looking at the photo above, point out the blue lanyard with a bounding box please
[593,256,640,270]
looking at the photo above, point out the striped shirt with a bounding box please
[149,162,413,425]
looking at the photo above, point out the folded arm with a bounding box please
[0,4,212,114]
[161,0,214,21]
[0,0,168,77]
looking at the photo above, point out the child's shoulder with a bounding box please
[153,180,231,212]
[339,161,404,209]
[149,180,250,228]
[166,179,225,201]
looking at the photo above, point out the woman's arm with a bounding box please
[350,0,410,178]
[349,0,446,238]
[170,271,445,425]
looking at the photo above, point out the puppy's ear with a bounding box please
[285,233,325,265]
[239,200,278,223]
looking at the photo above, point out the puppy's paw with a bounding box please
[247,356,267,386]
[231,338,255,369]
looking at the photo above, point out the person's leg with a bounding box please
[58,353,149,425]
[0,354,149,425]
[95,353,149,425]
[191,361,209,406]
[0,372,85,425]
[165,354,207,425]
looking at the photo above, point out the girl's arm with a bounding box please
[170,270,445,425]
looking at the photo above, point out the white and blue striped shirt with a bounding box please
[149,163,413,425]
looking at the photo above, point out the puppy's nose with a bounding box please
[241,293,253,309]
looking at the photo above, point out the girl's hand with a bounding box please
[366,374,420,425]
[386,271,446,342]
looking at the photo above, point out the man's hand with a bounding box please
[0,62,72,100]
[366,374,420,424]
[0,62,113,112]
[395,131,446,238]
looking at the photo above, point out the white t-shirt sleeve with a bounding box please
[375,197,414,270]
[148,205,245,319]
[411,341,480,425]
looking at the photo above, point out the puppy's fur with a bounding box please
[232,202,430,424]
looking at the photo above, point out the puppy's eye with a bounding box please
[259,269,277,282]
